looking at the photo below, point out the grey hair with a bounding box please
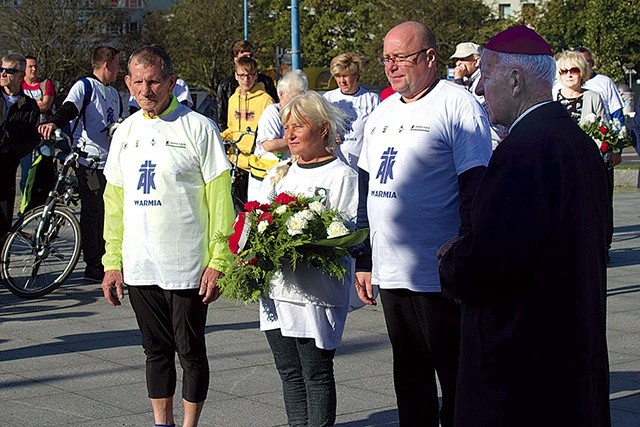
[486,50,556,88]
[2,53,26,72]
[128,45,174,79]
[280,90,346,151]
[277,69,308,98]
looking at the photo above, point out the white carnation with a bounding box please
[584,113,597,124]
[275,205,288,215]
[326,221,350,238]
[309,201,326,214]
[257,220,269,233]
[297,209,315,221]
[286,216,308,236]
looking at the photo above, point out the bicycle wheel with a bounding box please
[1,206,81,298]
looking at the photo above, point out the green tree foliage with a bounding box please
[535,0,640,84]
[143,0,245,93]
[0,0,128,89]
[584,0,640,82]
[137,0,640,90]
[250,0,388,84]
[387,0,504,74]
[533,0,587,53]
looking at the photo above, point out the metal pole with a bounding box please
[244,0,249,40]
[291,0,301,69]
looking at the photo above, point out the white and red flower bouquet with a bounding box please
[217,192,368,303]
[581,114,632,161]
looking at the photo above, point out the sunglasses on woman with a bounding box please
[559,67,580,76]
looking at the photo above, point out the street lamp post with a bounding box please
[244,0,249,40]
[291,0,301,70]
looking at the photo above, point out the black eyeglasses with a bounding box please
[0,67,23,75]
[379,49,429,66]
[559,67,581,76]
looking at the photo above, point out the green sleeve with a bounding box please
[206,169,235,271]
[102,183,124,271]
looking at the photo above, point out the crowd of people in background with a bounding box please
[0,19,630,426]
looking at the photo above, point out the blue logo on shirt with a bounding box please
[137,160,157,194]
[375,147,397,184]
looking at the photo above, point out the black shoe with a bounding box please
[84,266,104,282]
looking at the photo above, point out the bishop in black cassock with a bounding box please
[439,26,611,427]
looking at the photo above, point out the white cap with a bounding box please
[450,42,482,59]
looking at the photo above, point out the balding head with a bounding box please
[382,21,439,102]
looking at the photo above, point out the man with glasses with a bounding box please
[101,45,234,427]
[354,21,492,427]
[216,40,278,132]
[0,53,40,242]
[220,56,274,205]
[38,46,123,282]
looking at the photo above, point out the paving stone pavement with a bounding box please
[1,192,640,426]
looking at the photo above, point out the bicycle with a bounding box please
[1,131,97,298]
[224,127,256,212]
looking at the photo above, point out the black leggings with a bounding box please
[129,285,210,402]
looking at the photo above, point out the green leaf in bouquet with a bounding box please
[308,228,369,248]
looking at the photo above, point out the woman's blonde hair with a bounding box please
[330,52,362,78]
[271,91,346,185]
[555,50,589,84]
[280,90,346,151]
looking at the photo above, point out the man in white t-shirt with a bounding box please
[38,46,123,282]
[354,21,492,427]
[101,46,234,427]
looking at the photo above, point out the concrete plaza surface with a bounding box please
[1,193,640,426]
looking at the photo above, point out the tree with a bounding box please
[534,0,640,84]
[530,0,587,54]
[584,0,640,82]
[250,0,388,85]
[143,0,245,94]
[0,0,130,89]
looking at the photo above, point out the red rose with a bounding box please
[244,201,261,212]
[260,203,271,211]
[274,193,297,205]
[600,141,609,153]
[599,126,608,135]
[259,212,274,223]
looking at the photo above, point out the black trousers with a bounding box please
[128,285,210,402]
[0,153,19,240]
[380,289,461,427]
[75,164,106,269]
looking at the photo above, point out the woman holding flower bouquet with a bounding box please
[255,91,357,426]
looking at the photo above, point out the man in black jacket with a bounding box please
[216,40,278,132]
[0,53,40,241]
[439,26,611,427]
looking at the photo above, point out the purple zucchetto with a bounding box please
[485,25,553,56]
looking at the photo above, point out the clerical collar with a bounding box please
[509,101,554,132]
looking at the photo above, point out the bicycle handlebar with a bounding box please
[53,129,100,167]
[224,127,256,147]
